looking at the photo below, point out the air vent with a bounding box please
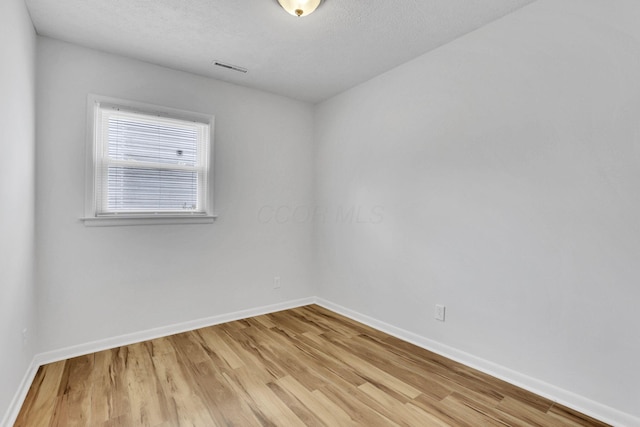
[212,61,248,74]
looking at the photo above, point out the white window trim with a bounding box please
[82,94,217,226]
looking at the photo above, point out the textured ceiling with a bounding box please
[25,0,537,103]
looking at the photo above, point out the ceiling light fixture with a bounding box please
[277,0,322,17]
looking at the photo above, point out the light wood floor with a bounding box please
[15,305,610,426]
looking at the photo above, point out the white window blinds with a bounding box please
[94,104,210,216]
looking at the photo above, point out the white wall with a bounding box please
[36,38,316,352]
[8,0,638,424]
[315,0,640,422]
[0,0,37,422]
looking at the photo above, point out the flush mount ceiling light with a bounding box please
[277,0,322,17]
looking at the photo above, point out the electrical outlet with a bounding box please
[22,328,28,345]
[273,276,281,289]
[435,304,446,321]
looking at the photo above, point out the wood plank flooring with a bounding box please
[15,305,610,426]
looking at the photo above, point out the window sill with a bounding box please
[81,214,217,227]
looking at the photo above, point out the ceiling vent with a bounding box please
[212,61,248,74]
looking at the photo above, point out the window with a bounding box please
[84,95,215,225]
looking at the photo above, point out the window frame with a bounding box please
[83,94,216,226]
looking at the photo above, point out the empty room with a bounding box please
[1,0,639,425]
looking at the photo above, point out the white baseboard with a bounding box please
[4,296,638,427]
[315,297,639,427]
[36,296,316,366]
[1,356,39,427]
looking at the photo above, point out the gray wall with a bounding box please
[35,38,316,352]
[0,0,37,422]
[315,0,640,420]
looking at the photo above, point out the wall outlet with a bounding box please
[22,328,28,345]
[435,304,446,321]
[273,276,281,289]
